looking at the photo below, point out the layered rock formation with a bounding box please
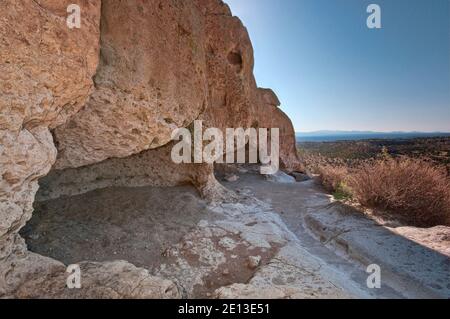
[0,0,303,298]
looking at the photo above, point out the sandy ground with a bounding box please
[22,168,450,298]
[22,186,218,272]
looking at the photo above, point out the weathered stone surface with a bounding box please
[38,0,296,203]
[0,0,307,299]
[0,0,101,132]
[0,128,56,248]
[224,174,239,183]
[0,0,101,258]
[0,236,180,299]
[38,143,232,202]
[214,284,301,299]
[44,0,299,185]
[247,256,261,269]
[25,176,360,299]
[393,226,450,257]
[290,172,311,182]
[197,1,303,176]
[54,0,209,169]
[265,170,296,184]
[199,0,259,133]
[303,201,450,298]
[255,88,304,172]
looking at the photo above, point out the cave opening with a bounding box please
[17,160,277,298]
[227,50,243,72]
[20,169,216,274]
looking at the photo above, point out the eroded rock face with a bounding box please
[0,0,102,297]
[255,88,304,172]
[0,128,56,253]
[52,0,268,170]
[197,0,302,172]
[41,0,302,205]
[0,0,101,132]
[54,0,209,169]
[1,235,180,299]
[38,143,232,202]
[199,0,259,132]
[1,0,304,298]
[40,0,267,202]
[0,0,101,255]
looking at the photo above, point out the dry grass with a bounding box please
[316,164,351,200]
[348,157,450,227]
[303,153,450,227]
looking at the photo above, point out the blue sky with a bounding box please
[225,0,450,132]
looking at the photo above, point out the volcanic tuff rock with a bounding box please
[54,0,210,169]
[0,0,101,295]
[39,0,303,201]
[255,88,305,172]
[53,0,302,172]
[0,0,303,298]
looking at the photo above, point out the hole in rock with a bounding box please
[227,50,243,71]
[21,183,217,273]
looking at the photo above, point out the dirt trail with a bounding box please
[223,171,450,298]
[22,169,450,298]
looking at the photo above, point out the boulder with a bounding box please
[290,172,311,182]
[265,171,296,184]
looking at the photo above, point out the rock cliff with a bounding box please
[0,0,303,298]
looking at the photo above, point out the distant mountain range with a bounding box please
[296,131,450,142]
